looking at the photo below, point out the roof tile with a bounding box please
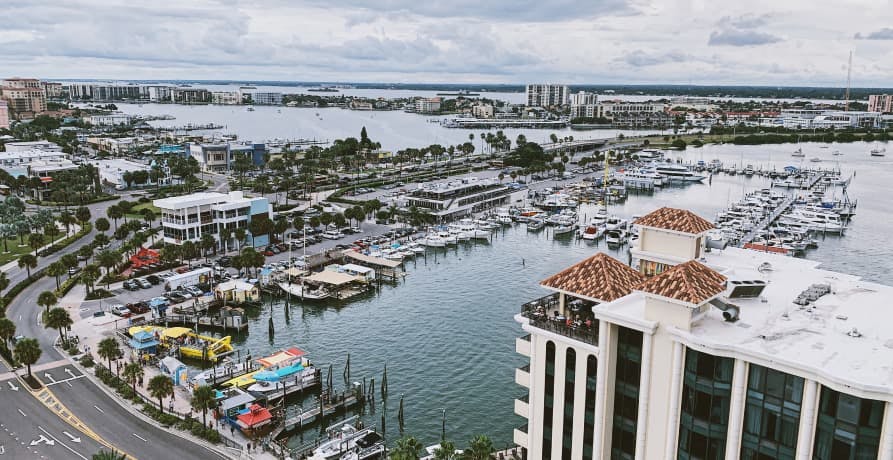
[633,207,714,234]
[636,260,727,305]
[541,252,646,302]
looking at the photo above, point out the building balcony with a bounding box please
[513,424,529,449]
[520,293,599,346]
[515,364,530,388]
[515,334,531,357]
[514,394,529,418]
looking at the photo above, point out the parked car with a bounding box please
[110,304,132,317]
[184,286,203,297]
[217,256,231,267]
[263,249,274,257]
[126,302,150,314]
[123,280,140,291]
[145,275,161,285]
[321,230,343,240]
[138,278,152,289]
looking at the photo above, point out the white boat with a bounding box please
[437,231,458,245]
[605,216,628,232]
[456,219,490,239]
[421,234,446,247]
[792,147,805,157]
[553,224,576,237]
[653,163,706,182]
[495,208,514,224]
[870,146,886,157]
[580,225,603,240]
[380,248,404,261]
[526,219,545,231]
[620,168,664,188]
[278,281,330,300]
[809,157,822,163]
[407,242,426,254]
[590,208,609,226]
[832,150,842,156]
[605,229,626,246]
[308,422,383,460]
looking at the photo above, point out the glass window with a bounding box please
[562,349,576,459]
[611,327,642,460]
[813,386,884,460]
[543,341,556,460]
[583,355,598,460]
[741,364,803,459]
[679,349,733,460]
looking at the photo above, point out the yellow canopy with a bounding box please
[161,327,193,339]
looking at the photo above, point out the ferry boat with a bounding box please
[653,163,706,182]
[128,326,232,362]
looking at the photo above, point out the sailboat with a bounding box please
[870,144,886,157]
[791,147,805,158]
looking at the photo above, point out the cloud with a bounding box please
[717,14,771,29]
[708,29,782,47]
[855,28,893,40]
[620,50,692,67]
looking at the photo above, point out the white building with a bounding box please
[154,191,272,249]
[3,140,62,153]
[211,91,242,105]
[472,104,494,119]
[415,97,442,113]
[596,101,666,118]
[869,95,893,113]
[515,206,893,460]
[526,84,569,107]
[250,92,282,105]
[404,176,513,221]
[89,113,134,126]
[89,158,150,187]
[0,149,67,166]
[145,85,172,102]
[570,91,598,106]
[0,100,9,129]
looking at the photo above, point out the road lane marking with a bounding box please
[16,410,25,417]
[132,433,148,442]
[93,405,103,413]
[46,375,85,387]
[37,427,86,460]
[62,431,81,443]
[7,382,18,391]
[43,373,56,385]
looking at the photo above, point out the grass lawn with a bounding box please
[125,202,161,220]
[0,238,36,266]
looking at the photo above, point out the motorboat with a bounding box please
[580,225,603,241]
[791,147,804,157]
[421,234,446,247]
[590,208,609,226]
[279,281,331,300]
[455,219,491,239]
[552,224,577,238]
[619,168,664,188]
[224,347,312,389]
[832,150,842,156]
[870,147,886,157]
[605,229,626,246]
[526,219,545,231]
[653,163,706,182]
[605,216,628,232]
[495,208,514,224]
[809,157,822,163]
[308,421,383,460]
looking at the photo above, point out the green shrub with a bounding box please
[80,354,94,367]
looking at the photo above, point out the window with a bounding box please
[813,386,884,460]
[562,349,576,459]
[543,341,556,460]
[741,365,803,460]
[611,327,643,460]
[678,349,734,460]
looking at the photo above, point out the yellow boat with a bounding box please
[129,326,233,362]
[221,369,262,388]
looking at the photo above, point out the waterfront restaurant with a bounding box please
[404,176,513,222]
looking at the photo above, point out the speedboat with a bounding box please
[279,281,331,300]
[605,229,626,246]
[870,147,886,157]
[580,225,602,240]
[308,422,383,460]
[526,219,545,231]
[791,147,804,157]
[553,224,576,237]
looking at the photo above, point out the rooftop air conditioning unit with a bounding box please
[726,280,767,299]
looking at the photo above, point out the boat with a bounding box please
[246,106,255,112]
[421,444,464,460]
[128,326,232,362]
[832,150,842,156]
[495,208,514,225]
[605,229,626,246]
[809,157,822,163]
[870,146,886,157]
[792,147,804,157]
[245,349,317,394]
[580,225,603,241]
[604,216,628,232]
[552,224,577,237]
[619,168,664,188]
[278,281,331,300]
[455,219,490,239]
[308,420,383,460]
[526,219,545,231]
[421,234,446,247]
[653,163,706,182]
[222,347,311,388]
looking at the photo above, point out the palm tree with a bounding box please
[191,385,216,428]
[122,362,144,393]
[106,205,122,231]
[28,232,46,256]
[81,264,101,294]
[37,290,57,314]
[18,253,37,279]
[219,227,232,254]
[97,337,120,371]
[391,436,424,460]
[461,435,494,460]
[97,249,120,279]
[47,261,66,291]
[147,375,174,413]
[93,449,127,460]
[43,307,73,347]
[234,228,246,251]
[434,441,459,460]
[14,338,41,378]
[0,317,16,346]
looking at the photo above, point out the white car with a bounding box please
[321,230,343,240]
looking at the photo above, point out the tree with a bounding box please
[391,436,425,460]
[92,449,127,460]
[200,233,216,259]
[147,375,174,413]
[97,337,120,372]
[75,206,91,225]
[43,307,73,347]
[37,290,57,314]
[18,253,38,278]
[219,226,232,253]
[191,385,216,428]
[461,435,494,460]
[0,271,8,292]
[122,362,144,393]
[14,338,41,377]
[82,264,100,294]
[95,217,110,233]
[434,441,459,460]
[47,261,66,290]
[234,228,247,251]
[97,250,120,278]
[78,244,94,264]
[106,205,122,231]
[28,233,46,256]
[0,317,16,346]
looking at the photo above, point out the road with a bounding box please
[0,371,106,459]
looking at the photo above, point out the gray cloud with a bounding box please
[708,29,782,46]
[855,28,893,40]
[620,50,692,67]
[717,14,771,29]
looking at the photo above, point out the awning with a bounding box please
[236,404,273,428]
[305,270,360,286]
[342,250,402,268]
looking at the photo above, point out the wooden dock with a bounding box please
[271,387,364,439]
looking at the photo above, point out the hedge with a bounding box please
[41,222,93,257]
[26,194,120,206]
[54,274,81,298]
[0,268,46,315]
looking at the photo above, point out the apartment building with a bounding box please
[415,97,442,113]
[514,206,893,460]
[868,95,893,113]
[154,191,272,249]
[1,78,47,116]
[570,91,598,106]
[249,92,283,105]
[41,82,63,99]
[0,100,9,129]
[68,83,142,101]
[212,91,242,105]
[188,142,266,172]
[89,113,134,126]
[472,104,494,119]
[170,88,211,104]
[526,84,569,107]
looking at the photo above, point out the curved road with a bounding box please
[2,181,233,460]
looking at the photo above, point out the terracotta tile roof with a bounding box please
[633,207,714,234]
[541,252,646,302]
[636,260,727,305]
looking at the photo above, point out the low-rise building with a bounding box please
[472,104,494,119]
[415,97,442,114]
[514,206,893,459]
[170,87,211,104]
[0,100,9,129]
[154,191,272,249]
[187,142,266,172]
[0,148,68,166]
[89,113,134,126]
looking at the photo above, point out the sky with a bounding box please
[3,0,893,87]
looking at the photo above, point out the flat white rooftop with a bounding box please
[597,246,893,396]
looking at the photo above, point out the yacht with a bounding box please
[590,208,609,226]
[620,168,664,187]
[495,208,514,225]
[552,224,577,237]
[653,163,706,182]
[421,234,446,247]
[455,219,490,239]
[605,229,626,246]
[605,216,628,232]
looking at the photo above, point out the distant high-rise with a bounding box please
[1,78,47,117]
[526,84,569,107]
[0,100,9,129]
[868,94,893,113]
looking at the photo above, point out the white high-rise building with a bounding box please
[515,206,893,460]
[526,84,569,107]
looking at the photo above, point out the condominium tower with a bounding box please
[514,207,893,460]
[526,84,569,107]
